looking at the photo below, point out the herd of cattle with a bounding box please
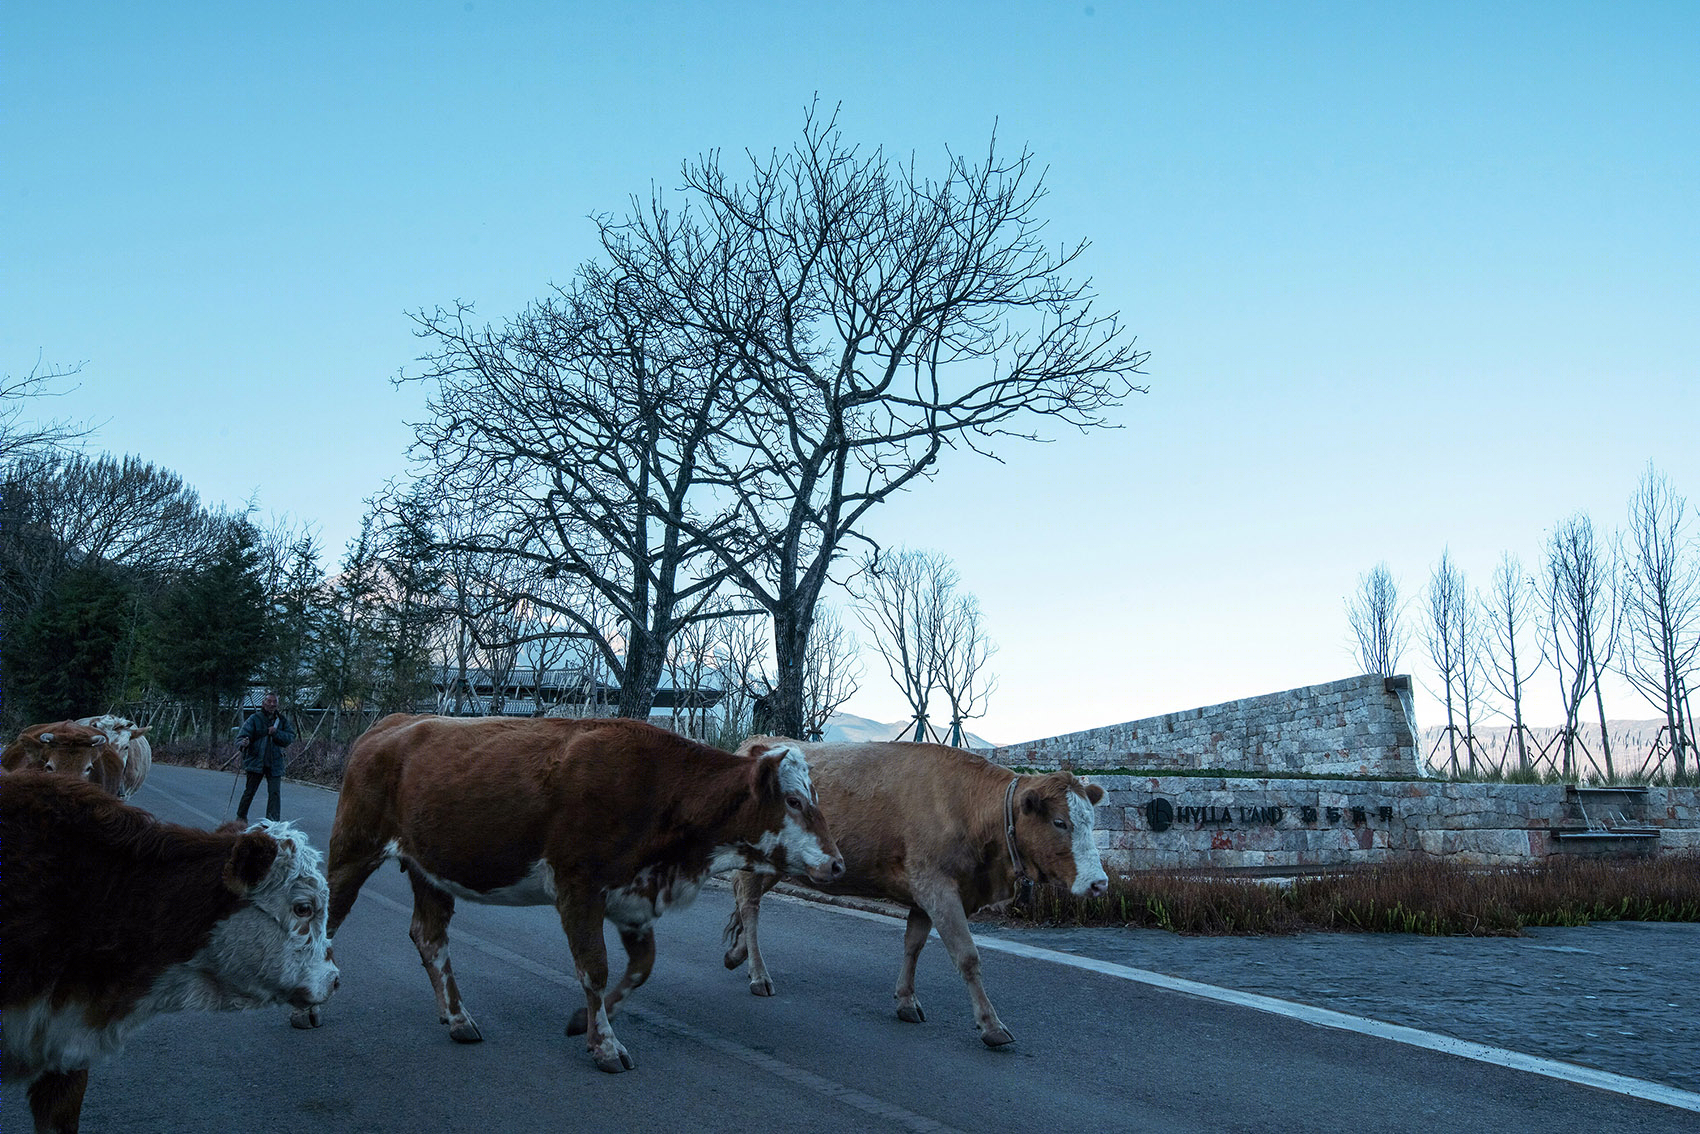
[1,711,1109,1132]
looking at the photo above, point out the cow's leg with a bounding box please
[723,869,781,996]
[567,924,655,1035]
[894,906,932,1024]
[28,1067,88,1134]
[292,823,387,1029]
[405,862,480,1043]
[557,890,633,1072]
[911,878,1014,1048]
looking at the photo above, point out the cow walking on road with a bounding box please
[302,714,843,1073]
[1,772,339,1134]
[724,738,1108,1049]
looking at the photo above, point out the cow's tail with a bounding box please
[721,908,745,951]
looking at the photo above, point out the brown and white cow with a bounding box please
[2,722,125,796]
[724,738,1108,1048]
[300,713,842,1073]
[73,715,153,798]
[1,772,339,1134]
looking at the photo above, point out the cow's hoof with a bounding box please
[449,1019,483,1044]
[592,1039,635,1073]
[566,1008,588,1036]
[749,977,774,997]
[897,1001,925,1024]
[723,944,747,969]
[290,1006,322,1029]
[980,1026,1015,1048]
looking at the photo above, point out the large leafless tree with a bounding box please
[1618,465,1699,779]
[406,257,752,720]
[600,105,1148,737]
[0,358,94,466]
[1346,561,1407,676]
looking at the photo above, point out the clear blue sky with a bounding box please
[6,2,1696,745]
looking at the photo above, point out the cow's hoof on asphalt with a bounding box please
[980,1026,1015,1048]
[449,1020,483,1044]
[290,1007,321,1029]
[592,1040,635,1073]
[749,977,774,997]
[897,1002,925,1024]
[567,1007,589,1036]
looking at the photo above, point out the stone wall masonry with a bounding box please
[1086,776,1700,873]
[990,674,1421,778]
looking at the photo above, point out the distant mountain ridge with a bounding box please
[823,711,996,749]
[1416,717,1689,778]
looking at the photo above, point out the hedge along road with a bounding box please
[7,763,1695,1134]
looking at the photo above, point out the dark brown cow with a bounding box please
[1,772,339,1134]
[2,722,124,796]
[300,714,842,1072]
[724,738,1108,1048]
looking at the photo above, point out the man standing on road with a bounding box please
[236,692,294,822]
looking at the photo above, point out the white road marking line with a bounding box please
[782,895,1700,1115]
[143,774,1699,1117]
[357,889,965,1134]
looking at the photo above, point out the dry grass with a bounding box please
[1002,855,1700,936]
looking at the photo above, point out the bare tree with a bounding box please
[0,453,230,612]
[1346,562,1407,676]
[1482,552,1545,774]
[1423,550,1468,776]
[0,357,94,465]
[1541,514,1617,779]
[800,604,862,742]
[602,104,1148,737]
[853,548,955,742]
[1453,586,1491,773]
[406,256,751,720]
[935,590,997,748]
[1619,465,1700,779]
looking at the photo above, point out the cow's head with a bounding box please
[207,821,340,1011]
[1011,772,1110,898]
[1,721,125,795]
[747,743,844,885]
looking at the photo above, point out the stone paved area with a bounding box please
[974,919,1700,1094]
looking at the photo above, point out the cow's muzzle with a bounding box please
[807,856,846,885]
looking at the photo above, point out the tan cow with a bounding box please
[300,714,843,1072]
[2,721,125,796]
[74,715,153,797]
[724,738,1108,1048]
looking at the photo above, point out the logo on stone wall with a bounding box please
[1145,797,1174,832]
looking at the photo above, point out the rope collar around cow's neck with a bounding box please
[1003,776,1027,882]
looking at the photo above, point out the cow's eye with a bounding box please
[785,795,803,811]
[1053,817,1068,830]
[292,901,315,919]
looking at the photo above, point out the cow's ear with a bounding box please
[1021,789,1043,815]
[1085,783,1105,805]
[752,749,784,801]
[224,832,280,895]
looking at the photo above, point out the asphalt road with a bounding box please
[5,764,1696,1133]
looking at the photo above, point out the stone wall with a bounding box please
[1087,776,1700,873]
[990,674,1420,778]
